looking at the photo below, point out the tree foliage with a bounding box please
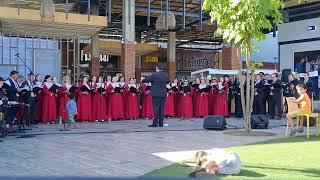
[203,0,283,50]
[203,0,284,133]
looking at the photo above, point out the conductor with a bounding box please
[142,64,169,127]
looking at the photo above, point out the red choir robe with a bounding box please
[57,85,69,122]
[124,84,140,119]
[208,85,213,115]
[105,81,111,115]
[107,83,125,120]
[119,82,127,115]
[177,85,194,118]
[196,84,209,117]
[213,83,229,117]
[77,83,93,121]
[34,82,43,122]
[92,82,108,120]
[164,84,175,117]
[141,83,153,119]
[172,84,180,117]
[42,82,57,123]
[192,84,200,118]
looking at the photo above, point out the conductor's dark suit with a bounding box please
[142,71,169,127]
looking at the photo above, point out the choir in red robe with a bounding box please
[141,82,153,119]
[107,77,125,120]
[77,77,93,121]
[124,78,140,119]
[18,73,234,124]
[92,77,107,121]
[196,81,209,117]
[42,76,57,124]
[177,80,194,118]
[213,79,229,117]
[164,83,175,117]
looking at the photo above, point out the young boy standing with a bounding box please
[67,94,77,128]
[286,84,312,136]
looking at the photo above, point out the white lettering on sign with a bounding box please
[81,50,109,62]
[185,58,210,68]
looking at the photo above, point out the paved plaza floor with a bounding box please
[0,118,292,177]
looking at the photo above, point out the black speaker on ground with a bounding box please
[281,69,292,83]
[251,114,269,129]
[203,115,226,130]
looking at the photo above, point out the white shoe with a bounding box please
[163,123,168,127]
[59,120,62,124]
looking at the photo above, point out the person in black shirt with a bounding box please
[141,64,169,127]
[224,75,233,116]
[303,72,313,99]
[233,76,242,118]
[288,73,299,98]
[269,73,282,119]
[253,74,265,114]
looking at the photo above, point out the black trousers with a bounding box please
[29,97,36,123]
[227,96,232,115]
[234,94,243,117]
[253,95,265,115]
[152,97,165,126]
[269,95,282,118]
[5,106,19,127]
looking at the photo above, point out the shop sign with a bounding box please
[144,56,159,63]
[81,50,109,62]
[185,58,210,68]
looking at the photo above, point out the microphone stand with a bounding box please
[179,83,185,121]
[15,53,32,131]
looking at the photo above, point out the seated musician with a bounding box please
[4,71,21,132]
[286,84,312,136]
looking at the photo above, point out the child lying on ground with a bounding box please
[286,84,312,136]
[188,148,241,177]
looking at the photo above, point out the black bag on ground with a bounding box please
[203,115,226,130]
[251,114,269,129]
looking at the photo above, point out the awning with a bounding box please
[191,68,279,76]
[0,7,107,39]
[83,40,160,56]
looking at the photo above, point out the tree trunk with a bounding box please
[245,47,252,134]
[237,48,246,120]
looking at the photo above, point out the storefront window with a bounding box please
[294,50,320,73]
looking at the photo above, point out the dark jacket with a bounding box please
[142,71,169,98]
[271,80,282,97]
[5,78,19,102]
[254,80,265,97]
[303,79,313,98]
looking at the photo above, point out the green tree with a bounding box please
[203,0,283,134]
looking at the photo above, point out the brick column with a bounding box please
[121,42,136,79]
[90,33,100,77]
[122,0,136,79]
[135,55,142,82]
[167,31,176,81]
[222,47,239,70]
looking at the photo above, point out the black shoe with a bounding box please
[148,124,158,127]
